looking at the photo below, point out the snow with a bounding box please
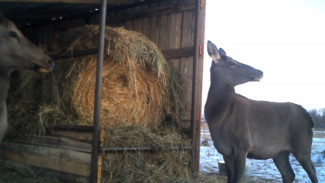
[200,128,325,182]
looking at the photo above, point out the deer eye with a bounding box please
[229,61,236,66]
[9,31,19,40]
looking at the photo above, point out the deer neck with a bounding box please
[0,77,8,143]
[205,73,235,121]
[0,75,9,102]
[0,62,12,78]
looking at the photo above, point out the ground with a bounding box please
[200,122,325,183]
[1,124,324,183]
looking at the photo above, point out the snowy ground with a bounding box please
[200,125,325,183]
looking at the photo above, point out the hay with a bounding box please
[7,25,182,136]
[6,25,188,182]
[102,126,191,183]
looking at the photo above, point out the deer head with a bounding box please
[207,41,263,87]
[0,14,54,76]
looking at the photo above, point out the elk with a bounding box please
[0,15,54,143]
[204,41,317,183]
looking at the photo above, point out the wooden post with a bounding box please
[191,0,206,174]
[97,129,105,183]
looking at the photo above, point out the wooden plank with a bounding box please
[180,56,194,112]
[162,47,194,59]
[125,20,134,30]
[107,1,195,24]
[181,11,195,48]
[180,110,191,121]
[149,16,160,45]
[114,21,124,27]
[0,149,91,177]
[2,142,91,164]
[141,17,151,38]
[158,14,169,50]
[179,10,195,132]
[133,18,142,32]
[180,120,191,134]
[16,136,92,153]
[167,58,180,74]
[50,129,93,141]
[168,13,182,49]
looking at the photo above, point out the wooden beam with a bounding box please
[50,47,195,61]
[53,125,93,132]
[162,47,194,59]
[16,136,92,152]
[0,149,91,176]
[190,0,206,174]
[50,129,93,141]
[108,2,195,24]
[0,0,138,4]
[2,142,91,164]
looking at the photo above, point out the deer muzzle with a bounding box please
[251,70,263,81]
[36,57,55,73]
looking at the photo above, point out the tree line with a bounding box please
[309,108,325,129]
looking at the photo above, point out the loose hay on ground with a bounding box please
[102,126,191,183]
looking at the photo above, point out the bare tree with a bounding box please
[309,109,325,129]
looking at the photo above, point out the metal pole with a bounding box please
[50,49,98,60]
[101,146,192,152]
[90,0,107,182]
[190,0,201,174]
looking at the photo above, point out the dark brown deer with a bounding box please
[0,15,54,143]
[204,41,317,183]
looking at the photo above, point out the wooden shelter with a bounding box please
[0,0,206,182]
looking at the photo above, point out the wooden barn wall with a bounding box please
[106,2,197,130]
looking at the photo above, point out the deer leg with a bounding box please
[273,151,295,183]
[232,152,246,183]
[0,102,8,144]
[223,155,234,183]
[293,152,318,183]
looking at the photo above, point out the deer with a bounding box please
[204,41,318,183]
[0,14,54,144]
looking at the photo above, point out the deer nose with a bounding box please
[256,70,263,78]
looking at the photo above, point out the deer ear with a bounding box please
[219,48,227,57]
[207,41,221,63]
[0,14,7,24]
[0,14,4,23]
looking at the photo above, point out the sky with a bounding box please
[202,0,325,111]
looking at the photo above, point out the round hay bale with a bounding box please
[7,25,182,134]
